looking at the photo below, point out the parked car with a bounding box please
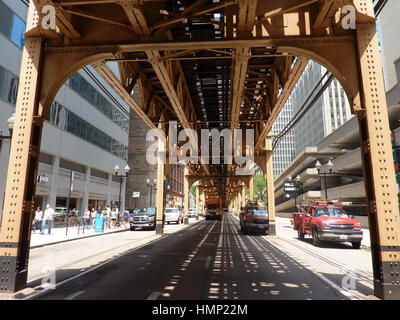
[188,208,196,218]
[292,202,363,248]
[240,202,269,235]
[164,207,183,224]
[129,207,156,231]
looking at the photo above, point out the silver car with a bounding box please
[164,207,183,224]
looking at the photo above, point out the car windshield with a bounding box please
[135,207,155,215]
[314,208,349,218]
[165,208,178,213]
[207,205,219,210]
[247,208,268,216]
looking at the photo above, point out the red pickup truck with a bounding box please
[293,205,363,249]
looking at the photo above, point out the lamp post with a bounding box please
[146,178,157,207]
[315,160,334,200]
[114,164,131,213]
[0,113,15,142]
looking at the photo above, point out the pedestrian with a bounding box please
[84,208,91,229]
[102,207,108,230]
[106,205,111,230]
[91,207,97,228]
[33,206,43,233]
[41,204,55,234]
[111,207,117,228]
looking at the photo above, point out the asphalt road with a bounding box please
[36,214,343,300]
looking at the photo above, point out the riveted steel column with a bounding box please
[195,185,199,220]
[265,136,276,236]
[354,0,400,299]
[249,175,254,201]
[155,140,165,235]
[183,166,189,225]
[242,186,246,207]
[0,4,44,292]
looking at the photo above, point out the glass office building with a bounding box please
[0,0,130,222]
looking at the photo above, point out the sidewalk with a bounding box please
[30,223,129,248]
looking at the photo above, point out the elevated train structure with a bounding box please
[0,0,399,299]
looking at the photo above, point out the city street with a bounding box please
[27,213,374,300]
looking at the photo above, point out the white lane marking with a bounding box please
[64,290,84,300]
[147,291,160,300]
[23,220,205,300]
[205,256,212,269]
[261,237,358,300]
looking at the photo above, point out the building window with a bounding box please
[68,72,129,132]
[0,65,18,105]
[49,101,128,160]
[0,1,26,48]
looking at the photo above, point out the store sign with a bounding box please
[132,192,140,198]
[37,175,49,183]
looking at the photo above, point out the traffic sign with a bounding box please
[132,192,140,198]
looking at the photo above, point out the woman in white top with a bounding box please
[33,207,43,233]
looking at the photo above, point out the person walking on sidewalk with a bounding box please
[33,206,43,233]
[41,204,55,234]
[111,207,117,228]
[106,205,111,230]
[84,208,91,230]
[91,207,97,228]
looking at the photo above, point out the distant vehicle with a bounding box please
[240,201,269,235]
[292,201,363,249]
[188,208,196,218]
[205,196,222,220]
[164,207,183,224]
[130,207,156,231]
[55,207,68,217]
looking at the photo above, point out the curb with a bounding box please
[30,228,129,249]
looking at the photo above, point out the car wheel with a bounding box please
[298,229,305,240]
[312,229,320,246]
[130,226,135,231]
[352,242,361,249]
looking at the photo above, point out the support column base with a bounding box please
[155,224,163,235]
[0,256,27,293]
[183,217,189,225]
[268,222,276,236]
[374,280,400,300]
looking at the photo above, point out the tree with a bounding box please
[253,174,266,201]
[190,185,196,198]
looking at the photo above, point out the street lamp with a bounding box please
[0,113,15,139]
[147,178,157,207]
[114,164,131,213]
[315,160,334,200]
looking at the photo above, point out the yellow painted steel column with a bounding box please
[265,136,276,236]
[195,185,199,221]
[242,186,246,207]
[183,166,189,224]
[0,2,44,292]
[249,175,254,201]
[155,139,165,235]
[354,0,400,299]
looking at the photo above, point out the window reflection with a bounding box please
[0,66,18,105]
[49,101,128,160]
[68,73,129,132]
[0,1,26,48]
